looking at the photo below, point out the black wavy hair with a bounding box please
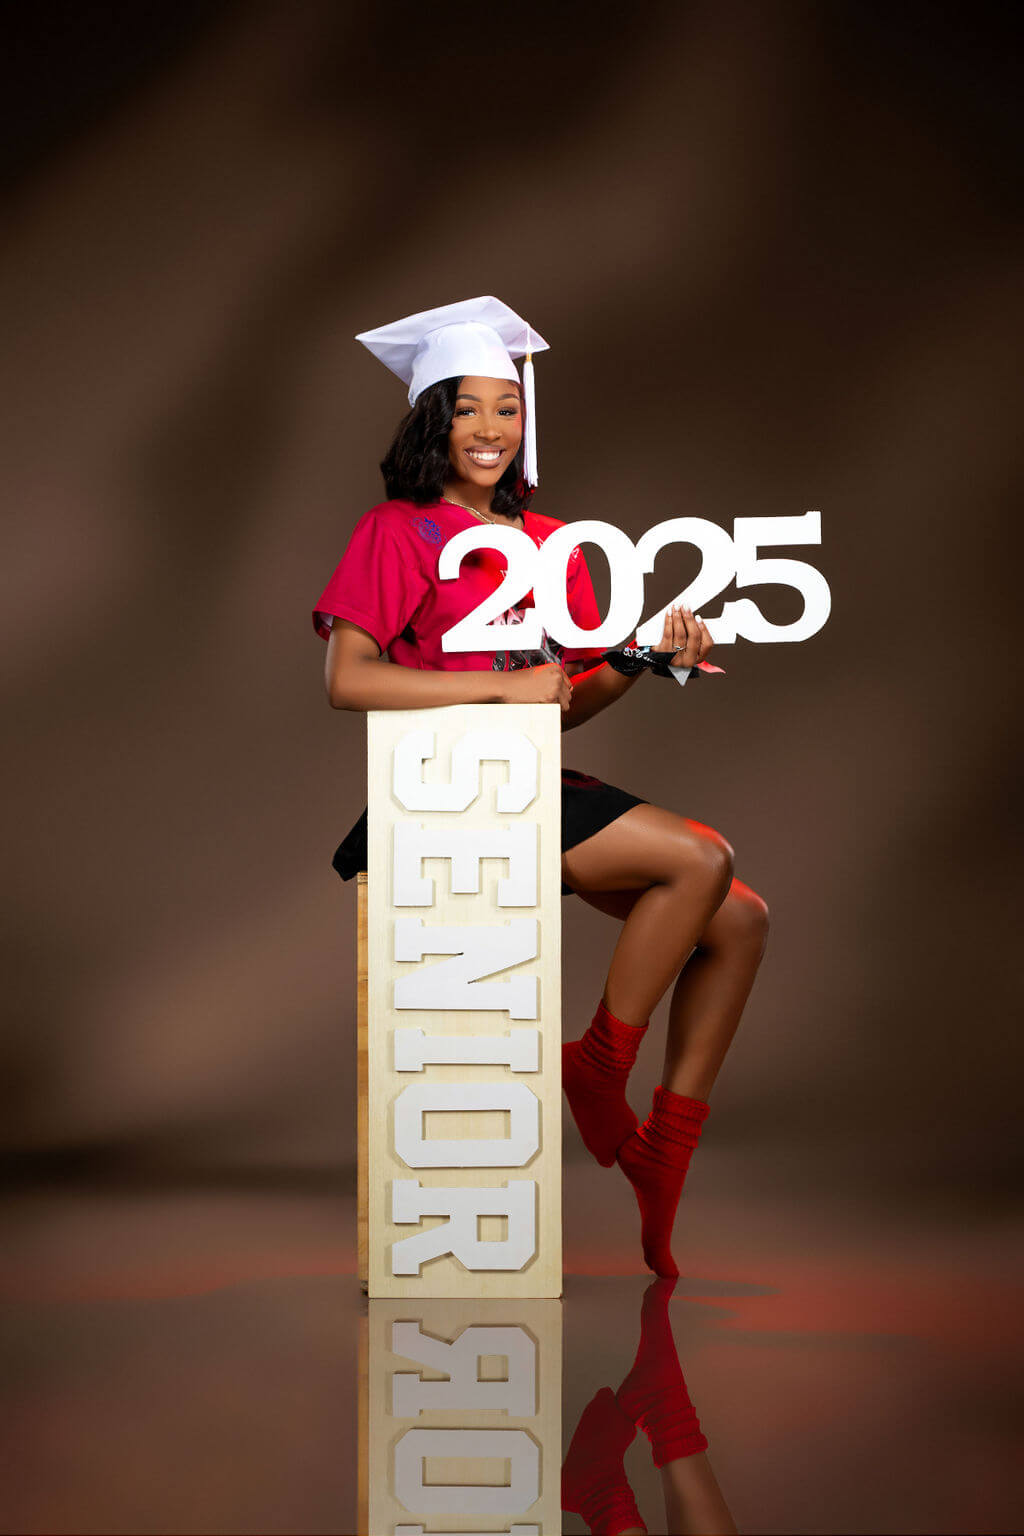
[380,376,531,517]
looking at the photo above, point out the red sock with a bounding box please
[616,1278,708,1467]
[616,1086,709,1278]
[563,999,648,1167]
[562,1385,648,1534]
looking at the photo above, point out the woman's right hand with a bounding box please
[501,662,573,713]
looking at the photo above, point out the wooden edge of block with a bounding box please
[356,1307,368,1534]
[357,871,368,1292]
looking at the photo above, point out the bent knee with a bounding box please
[728,881,770,952]
[670,823,734,903]
[707,835,735,900]
[697,879,768,955]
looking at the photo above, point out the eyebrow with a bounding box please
[456,392,520,402]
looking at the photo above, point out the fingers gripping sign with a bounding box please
[661,603,710,670]
[603,603,718,686]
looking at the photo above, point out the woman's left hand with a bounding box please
[658,603,714,669]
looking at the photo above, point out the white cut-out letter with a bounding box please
[393,727,538,812]
[393,1082,540,1168]
[394,920,538,1018]
[395,1526,538,1536]
[393,1428,539,1515]
[393,1027,540,1073]
[393,822,537,906]
[391,1322,535,1417]
[391,1181,536,1274]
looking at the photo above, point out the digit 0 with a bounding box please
[532,521,642,649]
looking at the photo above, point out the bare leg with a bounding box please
[561,805,736,1026]
[566,810,769,1274]
[661,1454,738,1535]
[662,877,768,1098]
[579,875,770,1102]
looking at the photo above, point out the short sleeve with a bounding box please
[313,508,430,652]
[562,544,608,663]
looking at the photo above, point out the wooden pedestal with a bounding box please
[356,703,562,1300]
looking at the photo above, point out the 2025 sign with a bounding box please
[439,511,830,651]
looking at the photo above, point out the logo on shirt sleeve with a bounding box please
[413,515,445,546]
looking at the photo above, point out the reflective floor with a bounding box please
[1,1178,1021,1534]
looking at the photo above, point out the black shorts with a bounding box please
[330,767,648,896]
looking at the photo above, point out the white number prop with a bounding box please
[439,513,830,651]
[530,519,643,648]
[393,1082,540,1168]
[633,516,737,647]
[711,510,831,643]
[393,1428,539,1515]
[391,1180,536,1273]
[391,1321,535,1417]
[440,524,543,651]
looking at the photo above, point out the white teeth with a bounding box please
[468,450,501,462]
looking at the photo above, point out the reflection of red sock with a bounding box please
[562,1386,648,1535]
[616,1086,709,1278]
[563,999,648,1167]
[616,1278,708,1467]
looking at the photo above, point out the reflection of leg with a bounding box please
[661,1455,738,1536]
[561,1386,648,1535]
[616,1279,706,1463]
[563,996,648,1166]
[617,1279,737,1535]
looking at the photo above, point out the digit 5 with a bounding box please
[714,510,831,644]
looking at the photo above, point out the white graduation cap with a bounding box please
[355,296,548,487]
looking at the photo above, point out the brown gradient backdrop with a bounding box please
[2,2,1021,1207]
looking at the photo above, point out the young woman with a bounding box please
[313,302,769,1278]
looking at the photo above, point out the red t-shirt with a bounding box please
[312,498,609,674]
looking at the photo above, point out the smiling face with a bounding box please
[445,374,523,500]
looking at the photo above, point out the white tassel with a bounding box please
[523,328,538,487]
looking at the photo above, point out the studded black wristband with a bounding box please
[601,644,690,679]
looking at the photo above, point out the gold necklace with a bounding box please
[443,494,495,523]
[443,495,522,526]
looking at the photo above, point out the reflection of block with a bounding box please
[362,705,562,1299]
[395,1529,538,1536]
[362,1298,560,1535]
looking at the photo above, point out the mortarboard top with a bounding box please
[355,296,548,486]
